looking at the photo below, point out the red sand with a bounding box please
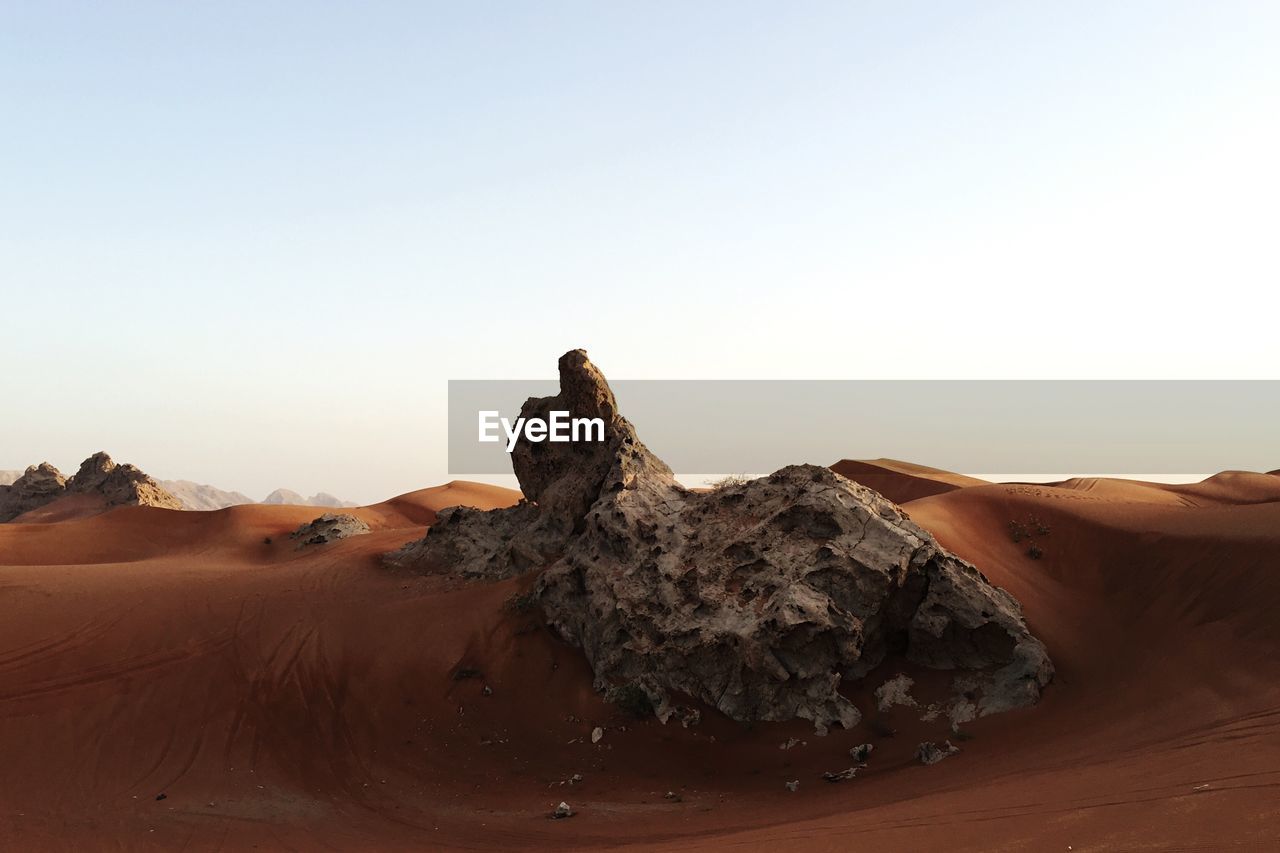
[2,471,1279,850]
[830,458,988,504]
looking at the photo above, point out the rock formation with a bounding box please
[387,350,1053,731]
[66,452,183,510]
[0,452,182,522]
[290,513,371,548]
[0,463,69,522]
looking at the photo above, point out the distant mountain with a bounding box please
[261,488,306,505]
[160,480,256,511]
[160,482,357,510]
[4,466,354,513]
[262,488,357,508]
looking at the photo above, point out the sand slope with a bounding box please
[829,458,988,504]
[1,473,1278,850]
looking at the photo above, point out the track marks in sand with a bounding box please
[0,608,131,673]
[0,631,236,704]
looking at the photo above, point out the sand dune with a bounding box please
[1046,470,1280,507]
[1,470,1278,850]
[829,458,988,504]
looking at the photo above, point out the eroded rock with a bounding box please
[0,452,180,522]
[386,350,1053,732]
[67,452,183,511]
[0,463,68,521]
[290,513,370,548]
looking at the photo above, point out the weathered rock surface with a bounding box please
[0,463,69,522]
[67,452,184,511]
[387,350,1053,731]
[0,452,181,522]
[290,513,371,547]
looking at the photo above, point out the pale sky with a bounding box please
[2,2,1278,503]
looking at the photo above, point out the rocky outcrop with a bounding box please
[0,463,69,522]
[290,513,370,548]
[66,452,183,511]
[387,350,1053,732]
[0,452,181,522]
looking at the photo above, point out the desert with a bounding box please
[2,351,1278,851]
[6,5,1280,849]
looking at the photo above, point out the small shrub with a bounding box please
[1010,516,1050,558]
[708,474,751,491]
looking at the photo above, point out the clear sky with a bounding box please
[2,1,1278,503]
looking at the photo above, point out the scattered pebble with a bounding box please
[821,766,861,783]
[784,780,800,792]
[551,801,575,820]
[664,790,682,802]
[779,737,801,750]
[154,793,167,802]
[917,740,961,765]
[849,743,874,762]
[591,726,604,744]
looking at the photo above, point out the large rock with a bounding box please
[0,452,181,522]
[290,513,371,548]
[387,350,1053,731]
[0,463,69,522]
[66,451,183,511]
